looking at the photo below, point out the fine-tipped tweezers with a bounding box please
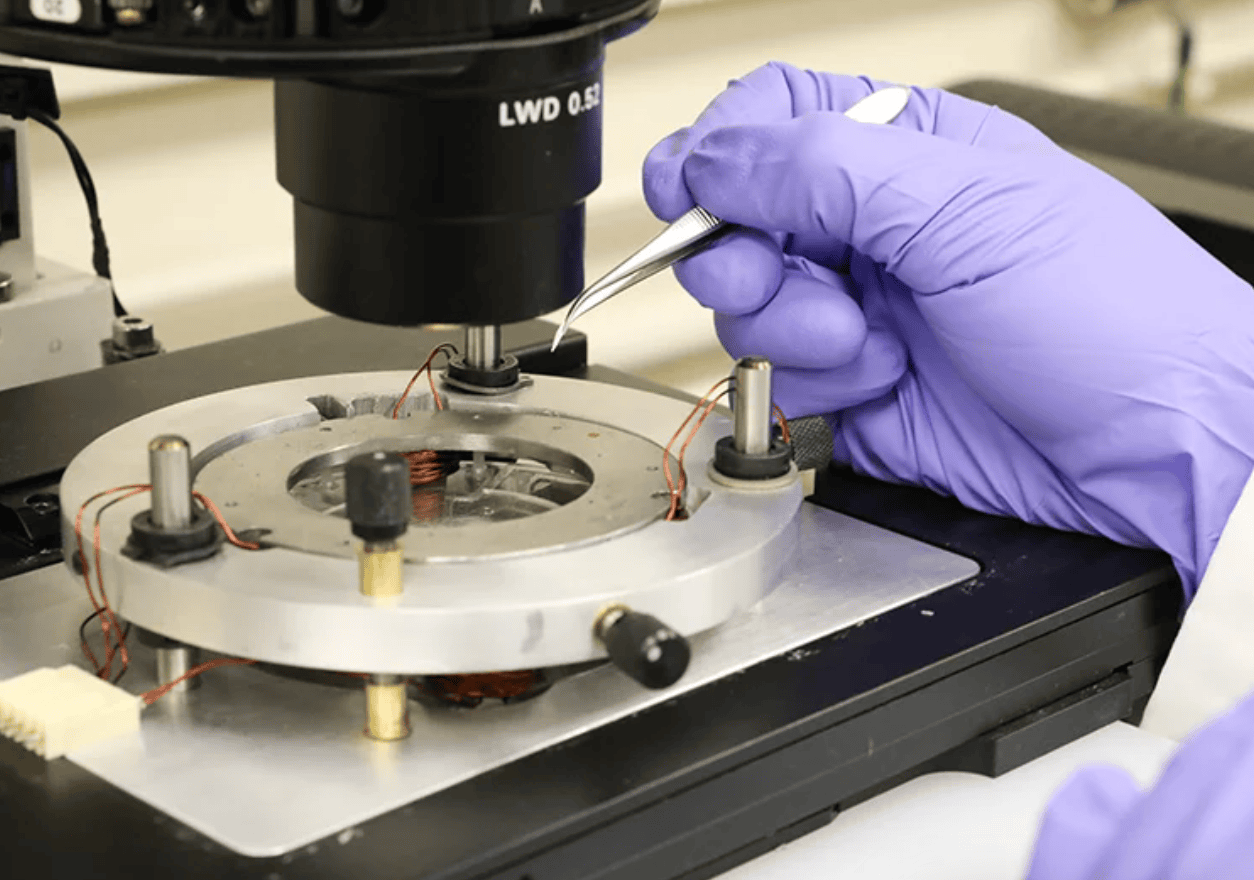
[551,85,913,352]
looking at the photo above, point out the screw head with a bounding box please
[112,315,155,351]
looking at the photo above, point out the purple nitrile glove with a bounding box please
[643,61,1254,599]
[1026,689,1254,879]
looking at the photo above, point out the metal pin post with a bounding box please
[464,325,501,372]
[148,435,193,530]
[155,643,199,693]
[733,357,773,456]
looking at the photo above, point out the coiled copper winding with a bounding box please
[419,670,546,707]
[404,449,447,523]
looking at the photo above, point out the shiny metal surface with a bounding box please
[0,503,978,857]
[551,206,727,350]
[734,357,772,456]
[59,374,802,673]
[203,411,665,562]
[464,324,501,371]
[111,315,158,353]
[147,435,192,530]
[155,644,197,692]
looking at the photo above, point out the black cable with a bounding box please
[27,108,127,317]
[1168,23,1193,112]
[1164,0,1193,113]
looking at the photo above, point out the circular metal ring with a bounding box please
[197,410,668,562]
[60,373,802,674]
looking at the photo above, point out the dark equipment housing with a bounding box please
[0,0,660,325]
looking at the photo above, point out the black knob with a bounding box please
[345,451,411,541]
[785,415,835,471]
[597,607,691,689]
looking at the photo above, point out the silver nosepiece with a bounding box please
[148,435,193,531]
[733,357,773,456]
[464,325,501,372]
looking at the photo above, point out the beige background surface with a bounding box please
[17,0,1254,394]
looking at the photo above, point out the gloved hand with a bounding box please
[643,62,1254,598]
[1026,689,1254,879]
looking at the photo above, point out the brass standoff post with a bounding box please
[364,674,408,742]
[345,452,413,740]
[358,538,404,599]
[345,451,410,600]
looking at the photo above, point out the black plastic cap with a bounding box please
[346,451,411,541]
[601,610,690,690]
[713,436,792,481]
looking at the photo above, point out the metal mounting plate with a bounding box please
[1,503,979,858]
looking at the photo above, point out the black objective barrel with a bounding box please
[275,38,605,326]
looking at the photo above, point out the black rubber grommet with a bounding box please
[123,507,222,568]
[713,436,793,481]
[444,354,521,391]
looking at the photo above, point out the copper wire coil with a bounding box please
[405,449,444,484]
[411,487,443,522]
[419,670,546,707]
[404,450,448,523]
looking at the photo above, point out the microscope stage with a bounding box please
[59,371,806,673]
[0,319,1181,880]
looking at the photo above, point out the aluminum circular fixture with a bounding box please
[198,410,669,562]
[60,373,802,675]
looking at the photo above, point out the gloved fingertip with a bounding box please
[1025,766,1142,880]
[767,339,906,419]
[643,128,698,221]
[682,123,770,221]
[1053,765,1143,818]
[766,377,824,421]
[673,230,782,315]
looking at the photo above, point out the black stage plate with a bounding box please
[0,317,1180,880]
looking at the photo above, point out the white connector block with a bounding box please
[0,665,141,759]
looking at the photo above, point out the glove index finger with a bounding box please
[683,113,1028,293]
[643,62,876,221]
